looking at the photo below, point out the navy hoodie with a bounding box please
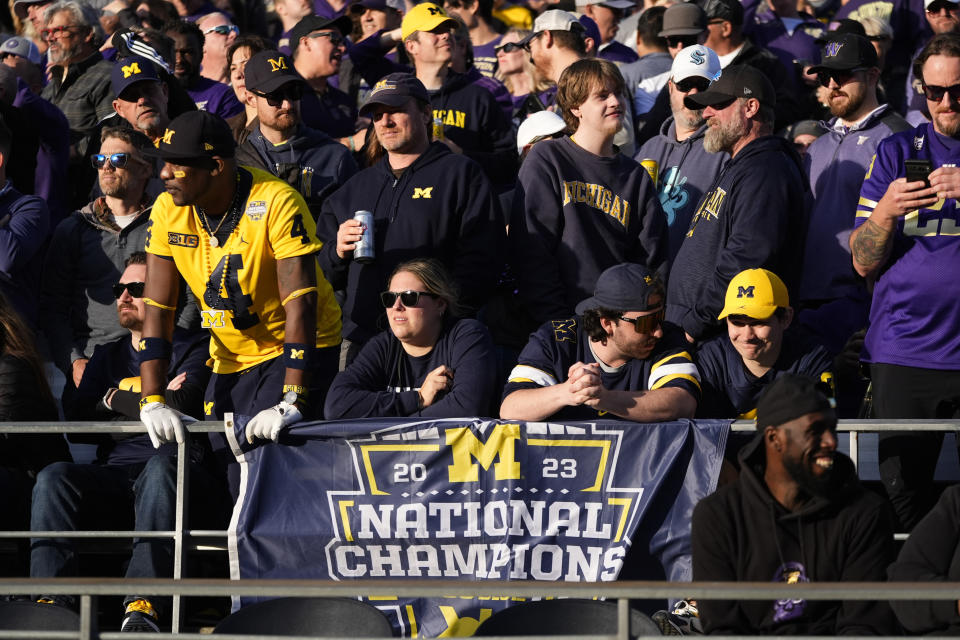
[666,135,807,340]
[509,136,668,324]
[317,142,506,344]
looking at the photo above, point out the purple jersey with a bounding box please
[472,35,501,79]
[856,123,960,368]
[313,0,348,19]
[188,76,244,120]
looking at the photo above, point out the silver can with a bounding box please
[353,210,375,263]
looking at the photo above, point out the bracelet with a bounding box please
[280,286,317,307]
[282,384,308,397]
[137,337,172,363]
[143,297,176,311]
[139,394,165,410]
[283,343,312,370]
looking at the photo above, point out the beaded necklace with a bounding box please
[196,172,243,248]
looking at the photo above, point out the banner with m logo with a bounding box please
[227,417,729,636]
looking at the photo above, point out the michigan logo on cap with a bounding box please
[268,57,288,72]
[824,41,843,58]
[161,128,175,144]
[737,285,755,298]
[204,143,213,151]
[121,62,142,78]
[371,79,396,95]
[426,5,443,14]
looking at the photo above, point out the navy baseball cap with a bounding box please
[111,56,161,98]
[289,15,352,54]
[142,111,236,161]
[359,72,430,115]
[243,50,303,94]
[575,264,664,314]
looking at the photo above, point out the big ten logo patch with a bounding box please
[168,232,199,248]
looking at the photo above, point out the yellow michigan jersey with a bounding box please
[145,167,341,374]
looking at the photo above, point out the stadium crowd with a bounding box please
[0,0,956,630]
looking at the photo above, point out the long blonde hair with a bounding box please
[495,28,553,96]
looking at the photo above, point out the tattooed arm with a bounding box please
[850,177,938,279]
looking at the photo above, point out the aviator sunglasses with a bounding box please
[619,307,665,334]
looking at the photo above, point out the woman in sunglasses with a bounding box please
[324,258,498,419]
[495,28,554,117]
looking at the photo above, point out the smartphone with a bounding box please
[904,159,933,187]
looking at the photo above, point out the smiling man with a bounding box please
[692,373,896,635]
[501,263,699,422]
[696,269,833,419]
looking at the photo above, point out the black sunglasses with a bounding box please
[253,84,304,106]
[665,35,698,49]
[674,76,711,93]
[495,41,524,54]
[307,31,345,46]
[91,152,142,169]
[380,290,439,308]
[922,82,960,102]
[618,307,665,334]
[112,281,145,299]
[816,67,866,88]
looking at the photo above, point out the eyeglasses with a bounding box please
[618,307,665,334]
[495,41,524,54]
[307,31,345,46]
[926,0,958,12]
[41,25,83,41]
[816,67,866,88]
[921,82,960,102]
[674,76,711,93]
[203,24,238,36]
[380,290,439,308]
[91,153,143,169]
[112,281,145,299]
[665,35,698,49]
[252,83,304,106]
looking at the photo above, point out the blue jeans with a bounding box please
[30,455,228,612]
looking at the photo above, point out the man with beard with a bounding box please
[691,373,896,634]
[236,50,357,215]
[904,0,960,123]
[797,34,908,358]
[32,252,226,633]
[40,1,115,208]
[500,263,699,422]
[666,64,806,343]
[41,127,158,397]
[849,32,960,532]
[636,44,727,262]
[163,20,244,128]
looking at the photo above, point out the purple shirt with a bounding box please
[472,35,501,79]
[187,76,245,120]
[313,0,348,19]
[856,122,960,368]
[13,79,70,227]
[747,8,823,72]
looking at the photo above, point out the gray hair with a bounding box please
[44,1,104,44]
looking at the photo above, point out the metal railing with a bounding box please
[0,418,957,636]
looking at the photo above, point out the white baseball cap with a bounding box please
[517,111,566,153]
[671,44,721,83]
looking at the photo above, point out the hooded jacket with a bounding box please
[692,434,897,635]
[235,123,358,217]
[636,117,729,262]
[317,142,505,344]
[666,135,807,340]
[0,182,48,326]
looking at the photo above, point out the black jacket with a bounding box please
[692,434,897,635]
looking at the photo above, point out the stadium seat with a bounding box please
[473,599,662,638]
[0,600,80,629]
[212,597,395,637]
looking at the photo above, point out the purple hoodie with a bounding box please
[13,79,70,228]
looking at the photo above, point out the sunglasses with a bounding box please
[495,41,524,54]
[41,25,83,41]
[91,152,143,169]
[665,35,698,49]
[619,307,665,334]
[520,30,545,50]
[253,84,303,106]
[380,290,439,308]
[922,82,960,102]
[307,31,345,46]
[926,0,958,12]
[674,76,710,93]
[816,67,866,88]
[112,281,145,299]
[203,24,238,36]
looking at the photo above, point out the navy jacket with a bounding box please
[666,135,807,340]
[324,318,498,418]
[510,136,668,324]
[0,181,49,325]
[317,142,506,344]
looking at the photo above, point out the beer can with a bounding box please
[640,159,659,188]
[432,115,445,141]
[353,210,375,263]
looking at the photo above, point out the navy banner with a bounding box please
[227,418,730,637]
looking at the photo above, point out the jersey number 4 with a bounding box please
[203,254,260,330]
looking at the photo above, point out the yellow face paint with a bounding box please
[173,170,186,178]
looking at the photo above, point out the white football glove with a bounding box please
[246,400,302,444]
[140,401,186,449]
